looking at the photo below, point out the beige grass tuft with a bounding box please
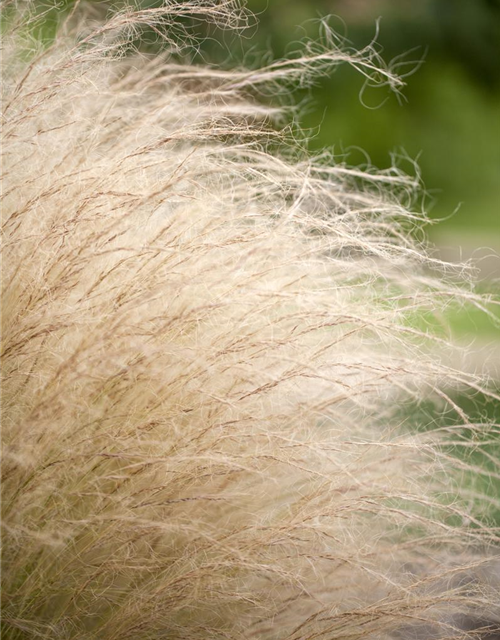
[1,2,499,638]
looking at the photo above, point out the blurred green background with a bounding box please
[230,0,500,375]
[202,0,500,369]
[238,0,500,276]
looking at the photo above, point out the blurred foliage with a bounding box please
[221,0,500,342]
[237,0,500,239]
[398,388,500,525]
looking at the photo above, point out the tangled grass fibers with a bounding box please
[1,1,499,638]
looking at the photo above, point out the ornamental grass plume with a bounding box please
[1,1,499,638]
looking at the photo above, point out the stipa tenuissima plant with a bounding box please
[1,2,499,638]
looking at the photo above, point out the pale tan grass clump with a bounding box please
[1,2,499,639]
